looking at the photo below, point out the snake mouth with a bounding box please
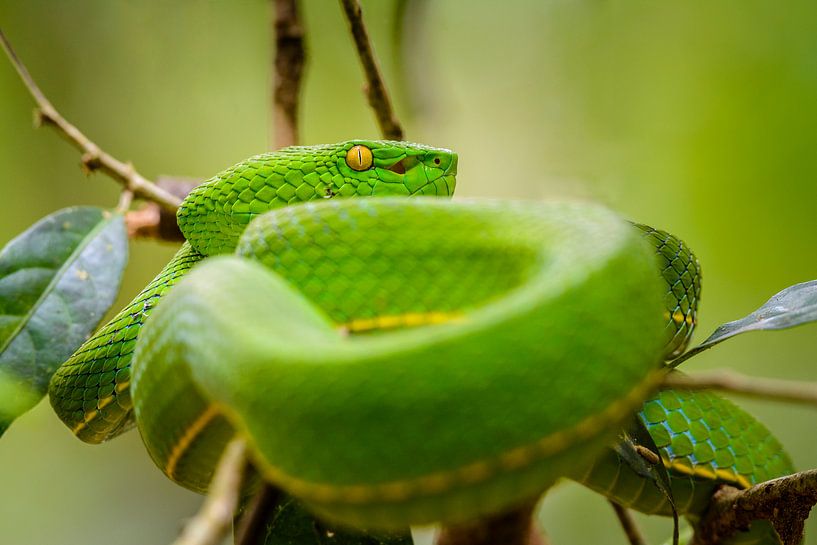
[385,158,410,175]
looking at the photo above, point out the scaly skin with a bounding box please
[132,198,667,527]
[49,141,792,539]
[579,389,793,544]
[49,140,457,443]
[582,228,792,544]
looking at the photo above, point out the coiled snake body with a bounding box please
[48,141,791,540]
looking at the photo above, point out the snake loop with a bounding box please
[47,141,793,542]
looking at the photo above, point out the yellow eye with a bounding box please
[345,145,373,171]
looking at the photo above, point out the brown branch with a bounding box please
[171,439,248,545]
[692,469,817,545]
[338,0,405,140]
[663,370,817,408]
[0,28,182,212]
[126,176,200,241]
[435,501,548,545]
[271,0,306,149]
[609,501,649,545]
[234,483,282,545]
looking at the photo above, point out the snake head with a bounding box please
[334,140,457,198]
[177,140,457,255]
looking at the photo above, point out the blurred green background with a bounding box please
[1,1,815,543]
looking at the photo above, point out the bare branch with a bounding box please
[338,0,405,140]
[663,370,817,408]
[0,28,182,212]
[435,501,548,545]
[170,439,248,545]
[271,0,306,149]
[692,470,817,545]
[609,501,649,545]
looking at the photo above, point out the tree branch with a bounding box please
[0,28,182,212]
[126,176,200,241]
[435,501,548,545]
[338,0,405,140]
[692,469,817,545]
[234,483,282,545]
[170,439,248,545]
[609,501,649,545]
[663,370,817,408]
[271,0,306,149]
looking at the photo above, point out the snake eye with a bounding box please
[345,145,373,171]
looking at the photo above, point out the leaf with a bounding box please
[671,280,817,367]
[0,206,127,434]
[246,495,412,545]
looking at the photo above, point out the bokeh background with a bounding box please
[1,1,815,544]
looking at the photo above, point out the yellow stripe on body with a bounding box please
[663,310,696,328]
[250,368,668,506]
[663,457,751,490]
[71,381,130,435]
[340,311,463,335]
[164,405,221,479]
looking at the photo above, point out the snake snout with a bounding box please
[446,153,458,176]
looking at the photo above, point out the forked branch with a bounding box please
[0,28,182,212]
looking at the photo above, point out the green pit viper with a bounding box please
[48,141,792,541]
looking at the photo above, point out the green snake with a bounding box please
[47,141,792,541]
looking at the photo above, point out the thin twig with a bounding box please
[338,0,404,140]
[692,469,817,545]
[171,439,248,545]
[609,501,649,545]
[663,370,817,408]
[0,28,182,212]
[116,189,134,214]
[271,0,306,149]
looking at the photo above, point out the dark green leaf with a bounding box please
[0,206,127,434]
[671,280,817,367]
[250,495,412,545]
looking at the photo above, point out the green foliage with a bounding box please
[251,496,412,545]
[0,206,127,433]
[672,281,817,368]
